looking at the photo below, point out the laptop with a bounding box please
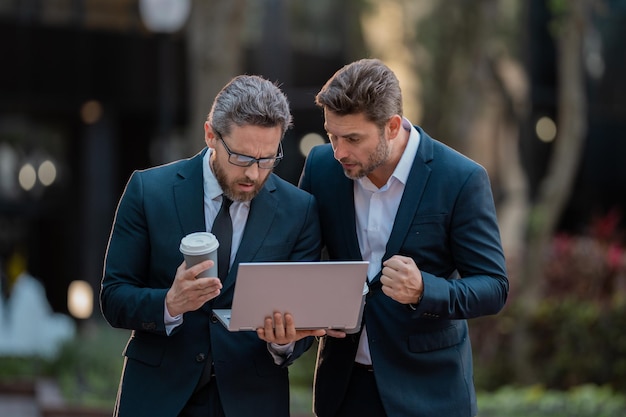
[213,261,369,332]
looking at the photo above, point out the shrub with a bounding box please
[46,319,128,409]
[477,385,626,417]
[471,211,626,392]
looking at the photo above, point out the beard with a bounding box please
[212,158,270,202]
[341,134,390,180]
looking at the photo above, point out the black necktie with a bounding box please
[211,196,233,280]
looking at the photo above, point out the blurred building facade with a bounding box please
[523,0,626,232]
[0,0,625,317]
[0,0,352,315]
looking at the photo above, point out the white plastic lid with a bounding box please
[179,232,219,255]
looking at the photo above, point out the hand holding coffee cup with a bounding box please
[166,258,222,317]
[166,232,221,316]
[180,232,219,278]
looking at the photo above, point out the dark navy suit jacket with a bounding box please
[101,149,321,417]
[299,127,508,417]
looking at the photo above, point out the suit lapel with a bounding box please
[379,129,435,280]
[336,176,363,260]
[174,150,206,235]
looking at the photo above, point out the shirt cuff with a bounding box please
[267,342,295,365]
[407,291,424,311]
[164,300,183,335]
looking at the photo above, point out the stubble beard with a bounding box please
[212,158,270,202]
[342,135,390,180]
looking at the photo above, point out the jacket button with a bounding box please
[210,315,218,323]
[196,353,206,363]
[141,322,157,330]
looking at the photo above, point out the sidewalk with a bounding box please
[0,379,110,417]
[0,392,39,417]
[0,379,312,417]
[0,380,39,417]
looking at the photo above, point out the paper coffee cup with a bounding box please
[344,282,369,334]
[180,232,219,278]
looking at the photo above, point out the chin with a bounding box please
[343,169,365,180]
[230,188,260,202]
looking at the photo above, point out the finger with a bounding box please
[384,255,413,271]
[174,262,189,283]
[325,329,347,338]
[296,329,326,339]
[273,312,286,339]
[381,284,393,298]
[273,311,285,325]
[379,273,392,286]
[256,328,267,341]
[263,316,276,340]
[382,256,402,269]
[310,329,327,337]
[196,277,223,291]
[205,287,222,298]
[283,313,296,340]
[390,254,412,264]
[388,262,405,275]
[186,260,214,279]
[380,272,397,291]
[200,288,221,302]
[381,264,399,280]
[283,312,294,325]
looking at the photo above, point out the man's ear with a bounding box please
[204,122,217,148]
[386,115,403,140]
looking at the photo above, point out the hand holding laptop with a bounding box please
[256,312,327,344]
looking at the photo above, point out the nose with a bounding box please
[243,163,260,180]
[332,139,349,161]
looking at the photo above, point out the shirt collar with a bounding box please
[203,148,225,201]
[393,118,420,185]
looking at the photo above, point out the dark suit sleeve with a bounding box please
[100,171,169,334]
[416,165,509,319]
[298,145,318,194]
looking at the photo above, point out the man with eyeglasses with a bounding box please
[101,75,323,417]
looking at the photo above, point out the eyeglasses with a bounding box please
[215,130,283,169]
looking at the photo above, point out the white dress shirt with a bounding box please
[354,119,420,365]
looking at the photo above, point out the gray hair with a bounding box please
[315,58,403,131]
[208,75,293,138]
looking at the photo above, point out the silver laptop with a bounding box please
[213,261,369,332]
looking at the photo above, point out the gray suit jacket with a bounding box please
[299,127,508,417]
[101,148,321,417]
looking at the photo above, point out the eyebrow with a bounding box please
[327,131,364,139]
[218,131,280,159]
[231,144,280,160]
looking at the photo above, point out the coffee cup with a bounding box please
[179,232,219,278]
[344,282,369,334]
